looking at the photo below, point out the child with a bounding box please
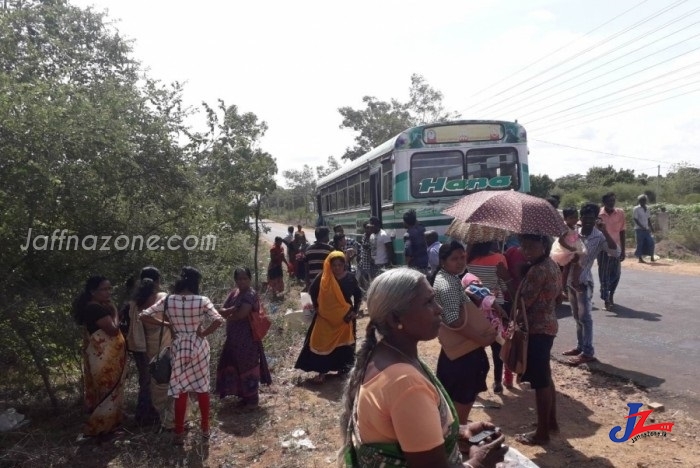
[461,273,514,389]
[550,207,585,299]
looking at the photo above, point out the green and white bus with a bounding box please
[315,120,530,261]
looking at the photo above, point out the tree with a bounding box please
[1,0,197,407]
[585,166,635,187]
[316,155,341,179]
[337,74,460,161]
[529,174,556,198]
[337,96,411,161]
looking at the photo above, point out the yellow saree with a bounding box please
[309,251,355,355]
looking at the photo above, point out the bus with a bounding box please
[315,120,530,262]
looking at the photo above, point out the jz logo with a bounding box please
[609,402,674,443]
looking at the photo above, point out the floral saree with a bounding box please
[82,328,127,436]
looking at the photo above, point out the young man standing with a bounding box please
[563,203,619,366]
[598,192,626,311]
[304,226,333,289]
[402,209,429,273]
[633,195,655,263]
[368,216,395,276]
[426,230,441,275]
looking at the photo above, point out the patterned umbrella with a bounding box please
[442,191,568,236]
[445,219,509,244]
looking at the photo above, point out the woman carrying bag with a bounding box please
[140,267,223,445]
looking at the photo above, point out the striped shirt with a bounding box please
[572,227,620,285]
[433,270,470,325]
[467,253,509,305]
[304,242,333,282]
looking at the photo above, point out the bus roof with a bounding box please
[317,119,525,188]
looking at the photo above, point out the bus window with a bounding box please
[410,150,464,198]
[382,159,393,203]
[466,148,519,189]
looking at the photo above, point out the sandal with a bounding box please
[515,431,549,446]
[568,354,596,366]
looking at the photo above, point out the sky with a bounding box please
[71,0,700,186]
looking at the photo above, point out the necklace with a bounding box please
[380,341,423,371]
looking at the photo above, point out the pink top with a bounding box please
[599,207,626,246]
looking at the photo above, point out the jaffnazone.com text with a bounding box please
[20,229,217,252]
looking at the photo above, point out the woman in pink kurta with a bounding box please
[140,267,223,445]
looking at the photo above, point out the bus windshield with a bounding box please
[411,147,519,197]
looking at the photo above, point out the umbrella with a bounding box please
[445,219,509,244]
[442,191,567,236]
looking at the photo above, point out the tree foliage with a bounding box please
[337,74,459,161]
[0,0,277,407]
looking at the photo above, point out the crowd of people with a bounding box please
[71,194,645,465]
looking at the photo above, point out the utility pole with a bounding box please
[656,165,660,203]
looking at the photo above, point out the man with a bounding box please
[330,224,357,268]
[403,209,429,273]
[356,222,373,292]
[633,195,655,263]
[303,226,333,289]
[368,216,395,276]
[283,225,297,266]
[563,203,619,366]
[425,230,441,275]
[598,192,626,311]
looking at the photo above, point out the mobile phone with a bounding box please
[468,428,499,444]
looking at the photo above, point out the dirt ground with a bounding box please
[3,258,700,468]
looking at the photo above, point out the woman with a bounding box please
[465,242,514,393]
[339,268,506,467]
[140,267,224,445]
[129,266,178,430]
[216,267,272,407]
[295,251,361,383]
[514,235,561,446]
[430,241,496,424]
[73,276,127,439]
[268,237,289,298]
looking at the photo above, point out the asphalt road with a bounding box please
[259,220,700,416]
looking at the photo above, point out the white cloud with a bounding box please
[528,9,556,22]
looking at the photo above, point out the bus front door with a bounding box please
[369,170,381,221]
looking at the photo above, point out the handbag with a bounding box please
[148,295,172,384]
[500,286,529,375]
[249,297,272,341]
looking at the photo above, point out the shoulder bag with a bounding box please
[499,285,529,375]
[148,295,172,384]
[249,296,272,342]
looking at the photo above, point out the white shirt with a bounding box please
[371,229,392,265]
[633,205,650,231]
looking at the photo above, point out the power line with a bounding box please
[530,86,700,134]
[532,139,666,163]
[462,0,690,113]
[464,0,651,102]
[510,45,700,126]
[477,14,700,117]
[529,77,700,129]
[525,64,700,124]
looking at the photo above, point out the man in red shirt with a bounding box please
[598,192,626,311]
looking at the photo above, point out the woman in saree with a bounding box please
[73,275,127,439]
[295,251,362,384]
[267,237,289,298]
[339,268,506,467]
[216,267,272,408]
